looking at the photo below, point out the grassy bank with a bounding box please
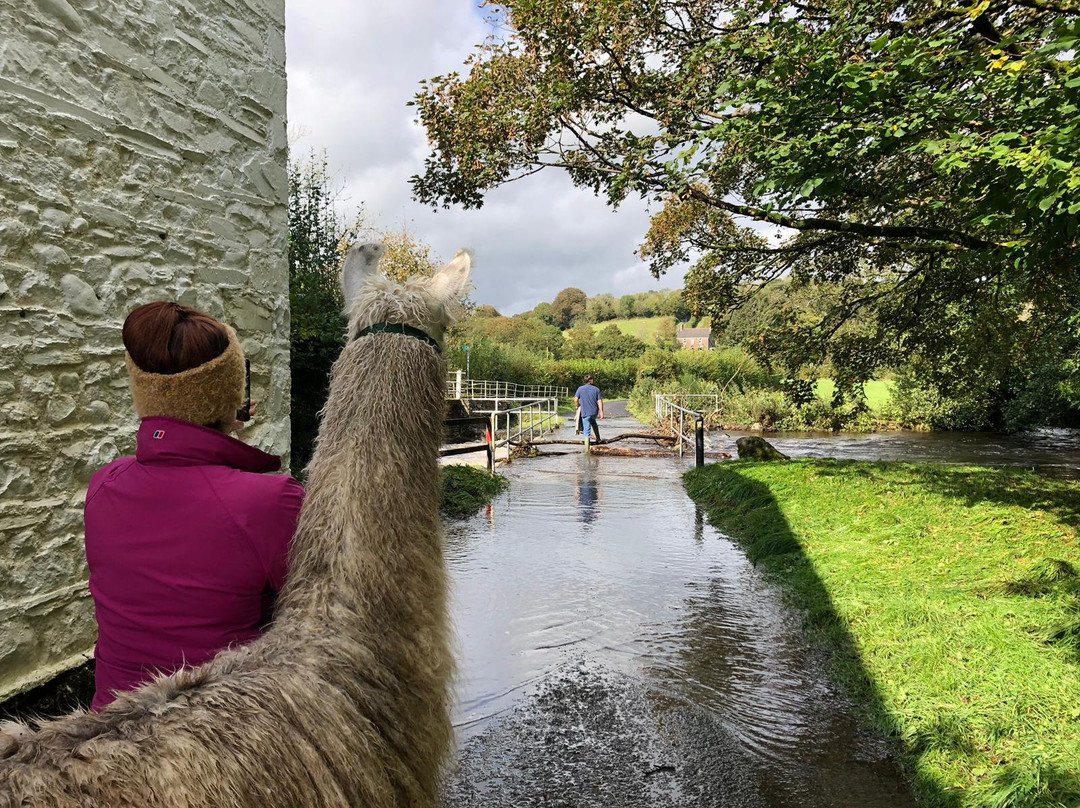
[684,460,1080,808]
[440,465,509,518]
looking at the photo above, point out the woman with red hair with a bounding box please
[84,302,304,711]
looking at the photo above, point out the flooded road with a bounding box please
[442,407,918,807]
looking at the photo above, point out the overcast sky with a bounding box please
[284,1,686,315]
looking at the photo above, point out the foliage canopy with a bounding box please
[413,0,1080,387]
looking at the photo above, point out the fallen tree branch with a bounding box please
[588,447,732,458]
[511,432,677,448]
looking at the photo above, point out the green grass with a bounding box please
[684,460,1080,808]
[440,465,509,518]
[814,378,895,411]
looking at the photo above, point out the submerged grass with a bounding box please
[440,465,509,518]
[684,460,1080,808]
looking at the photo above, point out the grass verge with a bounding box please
[684,460,1080,808]
[440,465,509,518]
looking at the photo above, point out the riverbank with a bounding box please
[684,460,1080,808]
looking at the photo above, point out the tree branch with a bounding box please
[686,188,999,250]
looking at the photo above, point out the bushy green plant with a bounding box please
[545,358,639,395]
[446,335,639,395]
[638,349,678,383]
[440,466,509,518]
[888,372,999,431]
[719,388,793,430]
[673,347,774,390]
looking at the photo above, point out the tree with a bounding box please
[660,290,691,323]
[377,227,442,283]
[288,152,362,471]
[551,287,588,329]
[412,0,1080,387]
[532,301,555,325]
[588,293,618,323]
[564,325,599,359]
[595,323,647,359]
[617,294,637,319]
[654,316,678,350]
[511,316,566,357]
[474,304,502,318]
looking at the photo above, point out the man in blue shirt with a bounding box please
[574,375,604,444]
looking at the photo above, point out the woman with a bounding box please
[83,302,304,711]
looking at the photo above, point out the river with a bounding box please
[715,425,1080,479]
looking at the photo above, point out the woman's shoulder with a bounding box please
[215,468,304,510]
[86,455,138,503]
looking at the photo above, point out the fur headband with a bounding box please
[125,326,245,427]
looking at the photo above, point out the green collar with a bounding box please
[354,322,441,353]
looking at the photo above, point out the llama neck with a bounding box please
[277,335,446,622]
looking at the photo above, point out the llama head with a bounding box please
[340,243,473,344]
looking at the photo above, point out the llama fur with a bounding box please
[0,243,471,808]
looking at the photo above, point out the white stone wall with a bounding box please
[0,0,289,701]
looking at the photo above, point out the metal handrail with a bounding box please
[446,371,568,402]
[654,394,706,456]
[661,393,720,412]
[480,397,561,454]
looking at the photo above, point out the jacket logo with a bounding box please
[153,430,166,440]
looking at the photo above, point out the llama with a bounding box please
[0,243,470,807]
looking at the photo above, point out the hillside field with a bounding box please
[582,317,711,342]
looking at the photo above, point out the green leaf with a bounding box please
[799,178,823,198]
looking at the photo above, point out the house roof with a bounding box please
[676,328,712,339]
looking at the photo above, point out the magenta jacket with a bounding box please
[84,416,304,711]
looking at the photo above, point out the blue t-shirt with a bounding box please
[575,384,602,418]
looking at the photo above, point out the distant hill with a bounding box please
[579,317,712,342]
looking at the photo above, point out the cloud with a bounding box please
[285,0,684,314]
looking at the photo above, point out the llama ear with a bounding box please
[430,249,472,303]
[341,242,385,303]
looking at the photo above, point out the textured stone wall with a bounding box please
[0,0,289,701]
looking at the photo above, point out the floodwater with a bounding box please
[715,425,1080,479]
[442,409,1079,806]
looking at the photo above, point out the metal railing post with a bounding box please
[695,415,704,468]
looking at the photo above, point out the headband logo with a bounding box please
[153,430,166,440]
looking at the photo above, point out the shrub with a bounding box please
[440,466,509,518]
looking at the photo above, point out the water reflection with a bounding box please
[574,476,602,526]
